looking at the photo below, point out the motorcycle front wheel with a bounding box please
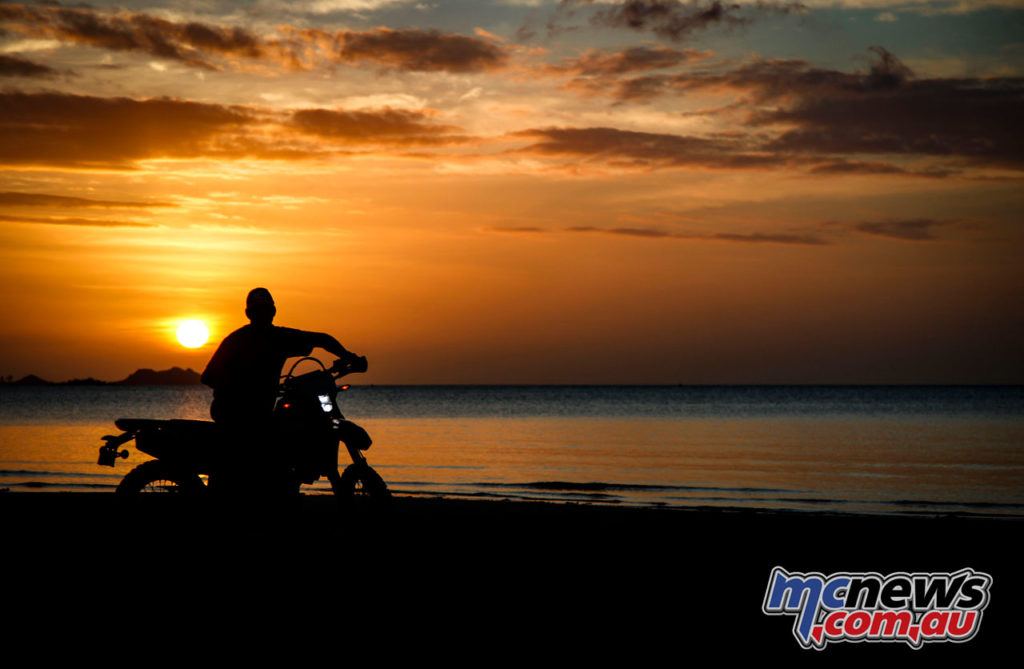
[116,460,206,496]
[331,463,391,510]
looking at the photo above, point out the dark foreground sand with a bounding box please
[3,492,1019,660]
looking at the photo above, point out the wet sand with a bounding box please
[3,492,1019,659]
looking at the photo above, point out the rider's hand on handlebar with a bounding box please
[332,353,367,374]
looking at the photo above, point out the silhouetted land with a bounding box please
[2,366,201,385]
[3,491,1018,659]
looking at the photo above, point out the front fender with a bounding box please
[334,419,372,451]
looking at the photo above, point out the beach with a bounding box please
[3,380,1019,659]
[4,491,1019,659]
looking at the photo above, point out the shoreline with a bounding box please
[4,491,1019,657]
[3,485,1021,519]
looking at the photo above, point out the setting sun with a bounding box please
[176,320,210,349]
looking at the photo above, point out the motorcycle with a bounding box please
[97,355,390,508]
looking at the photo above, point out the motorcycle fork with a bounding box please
[327,443,366,487]
[344,442,367,466]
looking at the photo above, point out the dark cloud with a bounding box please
[565,225,827,244]
[546,46,709,76]
[807,160,954,178]
[291,107,463,145]
[599,49,900,101]
[0,214,156,228]
[177,20,263,58]
[0,54,59,78]
[486,223,827,244]
[335,28,508,72]
[513,126,784,170]
[0,5,266,70]
[0,91,470,168]
[0,191,172,208]
[492,219,952,246]
[707,231,826,245]
[590,48,1024,171]
[0,7,507,74]
[568,225,671,237]
[757,72,1024,169]
[0,91,253,167]
[561,0,806,42]
[807,160,908,176]
[486,226,547,234]
[854,219,953,241]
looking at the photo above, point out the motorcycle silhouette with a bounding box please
[98,356,390,508]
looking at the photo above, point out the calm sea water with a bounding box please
[1,385,1022,516]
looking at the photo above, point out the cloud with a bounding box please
[560,0,807,42]
[512,126,785,170]
[598,46,914,101]
[854,219,953,241]
[706,231,827,244]
[546,45,710,76]
[568,225,673,237]
[290,107,464,144]
[587,48,1024,171]
[806,159,953,178]
[0,91,469,168]
[807,160,909,176]
[0,191,173,208]
[565,225,828,244]
[485,226,548,233]
[0,7,508,74]
[279,0,413,13]
[0,214,157,228]
[490,218,961,246]
[0,53,59,78]
[334,28,509,72]
[0,91,254,167]
[0,5,266,71]
[751,50,1024,168]
[487,223,829,244]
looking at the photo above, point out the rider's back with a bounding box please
[202,323,321,423]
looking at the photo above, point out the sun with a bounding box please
[176,319,210,348]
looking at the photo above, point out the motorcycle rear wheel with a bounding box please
[332,463,391,510]
[116,460,205,496]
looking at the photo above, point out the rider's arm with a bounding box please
[279,327,360,363]
[308,332,358,361]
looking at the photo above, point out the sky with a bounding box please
[0,0,1022,384]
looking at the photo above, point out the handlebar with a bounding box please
[282,354,368,384]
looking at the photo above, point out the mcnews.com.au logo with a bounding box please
[762,567,992,650]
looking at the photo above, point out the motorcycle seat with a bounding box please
[116,418,224,465]
[115,418,218,434]
[115,418,165,432]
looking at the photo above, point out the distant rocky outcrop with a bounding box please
[12,374,53,386]
[117,367,202,385]
[4,367,203,386]
[65,377,110,386]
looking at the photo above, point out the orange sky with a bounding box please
[1,1,1022,383]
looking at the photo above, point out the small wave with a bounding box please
[886,498,1024,511]
[6,480,116,490]
[487,480,803,495]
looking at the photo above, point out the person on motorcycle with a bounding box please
[201,287,362,494]
[202,287,361,425]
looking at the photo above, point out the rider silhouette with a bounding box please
[201,288,360,495]
[202,287,360,427]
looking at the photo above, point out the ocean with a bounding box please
[1,384,1021,516]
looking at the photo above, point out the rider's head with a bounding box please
[245,287,276,326]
